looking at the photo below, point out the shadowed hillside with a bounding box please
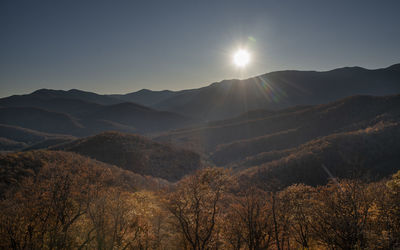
[0,101,194,143]
[0,107,84,135]
[0,96,102,115]
[0,124,76,151]
[0,138,27,151]
[78,102,193,133]
[0,124,74,145]
[156,94,400,157]
[51,131,202,181]
[237,121,400,187]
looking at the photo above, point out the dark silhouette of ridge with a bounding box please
[30,88,121,105]
[110,89,177,106]
[147,63,400,120]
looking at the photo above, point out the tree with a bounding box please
[223,187,272,250]
[310,179,373,249]
[370,171,400,248]
[165,168,230,250]
[279,184,315,249]
[0,163,89,249]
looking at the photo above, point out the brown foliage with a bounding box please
[165,168,231,250]
[0,151,399,249]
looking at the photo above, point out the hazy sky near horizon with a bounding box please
[1,0,400,97]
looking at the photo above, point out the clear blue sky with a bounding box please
[1,0,399,97]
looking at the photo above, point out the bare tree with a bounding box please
[224,187,272,250]
[165,168,230,250]
[310,179,373,249]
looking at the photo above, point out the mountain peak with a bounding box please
[387,63,400,71]
[136,88,152,93]
[328,66,367,73]
[31,88,57,94]
[68,88,89,93]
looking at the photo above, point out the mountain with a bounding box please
[0,97,102,116]
[156,94,400,164]
[21,137,76,151]
[51,131,202,181]
[154,94,400,187]
[0,94,194,140]
[2,63,400,123]
[110,89,178,106]
[1,63,399,154]
[0,107,84,135]
[78,102,193,133]
[0,150,169,195]
[238,121,400,188]
[0,138,27,151]
[0,124,72,144]
[139,64,400,120]
[0,124,75,151]
[0,89,122,117]
[210,95,400,165]
[27,88,121,105]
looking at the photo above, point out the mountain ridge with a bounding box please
[1,63,399,151]
[50,131,202,181]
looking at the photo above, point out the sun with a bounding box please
[233,49,250,68]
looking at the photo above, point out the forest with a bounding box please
[0,152,399,249]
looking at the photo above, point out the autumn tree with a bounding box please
[310,179,373,249]
[165,168,230,250]
[0,163,90,249]
[223,186,272,250]
[279,184,315,249]
[369,171,400,248]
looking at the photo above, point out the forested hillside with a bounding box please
[51,131,202,181]
[0,162,399,249]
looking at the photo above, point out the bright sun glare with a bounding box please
[233,49,250,68]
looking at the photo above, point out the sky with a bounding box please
[1,0,400,97]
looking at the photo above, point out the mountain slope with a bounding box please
[0,138,27,151]
[79,102,193,133]
[28,88,122,105]
[0,124,75,151]
[156,94,400,163]
[110,89,177,106]
[0,150,169,195]
[238,121,400,187]
[0,107,84,135]
[0,124,72,144]
[51,131,202,181]
[0,97,195,139]
[150,64,400,120]
[0,96,102,116]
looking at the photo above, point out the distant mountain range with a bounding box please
[1,63,399,151]
[0,89,194,144]
[115,63,400,120]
